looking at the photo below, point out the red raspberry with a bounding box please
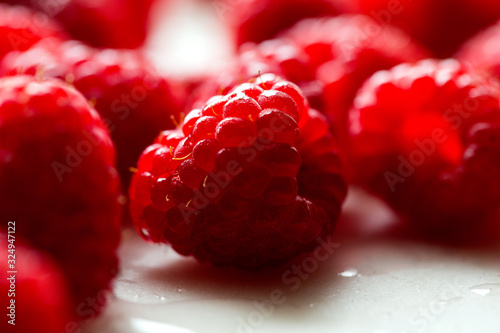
[349,59,500,240]
[53,0,156,49]
[457,20,500,79]
[0,76,121,313]
[1,233,73,332]
[1,38,184,189]
[347,0,500,57]
[223,0,341,47]
[275,15,429,146]
[129,74,347,268]
[0,4,67,61]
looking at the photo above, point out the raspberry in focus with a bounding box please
[129,74,347,268]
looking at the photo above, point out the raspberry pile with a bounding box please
[0,76,121,315]
[130,74,347,267]
[349,59,500,239]
[2,2,500,329]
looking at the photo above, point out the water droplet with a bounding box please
[176,287,183,293]
[117,279,136,285]
[140,228,150,239]
[338,268,358,277]
[309,303,315,308]
[469,284,500,296]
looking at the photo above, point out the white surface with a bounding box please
[86,1,500,332]
[85,189,500,333]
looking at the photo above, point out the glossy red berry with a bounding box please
[0,75,120,315]
[349,59,500,240]
[130,75,347,267]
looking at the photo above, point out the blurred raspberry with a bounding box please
[1,38,184,189]
[349,59,500,241]
[51,0,156,49]
[344,0,500,57]
[278,15,429,145]
[0,4,67,61]
[0,75,121,313]
[1,233,74,333]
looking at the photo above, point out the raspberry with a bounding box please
[1,38,184,189]
[0,76,121,313]
[275,15,429,146]
[1,233,73,332]
[457,20,500,79]
[53,0,156,49]
[223,0,341,47]
[346,0,500,57]
[0,4,67,61]
[349,59,500,240]
[129,75,347,268]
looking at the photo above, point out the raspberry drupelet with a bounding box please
[0,75,121,314]
[130,74,347,268]
[349,59,500,240]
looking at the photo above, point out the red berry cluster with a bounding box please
[2,0,500,330]
[130,74,347,267]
